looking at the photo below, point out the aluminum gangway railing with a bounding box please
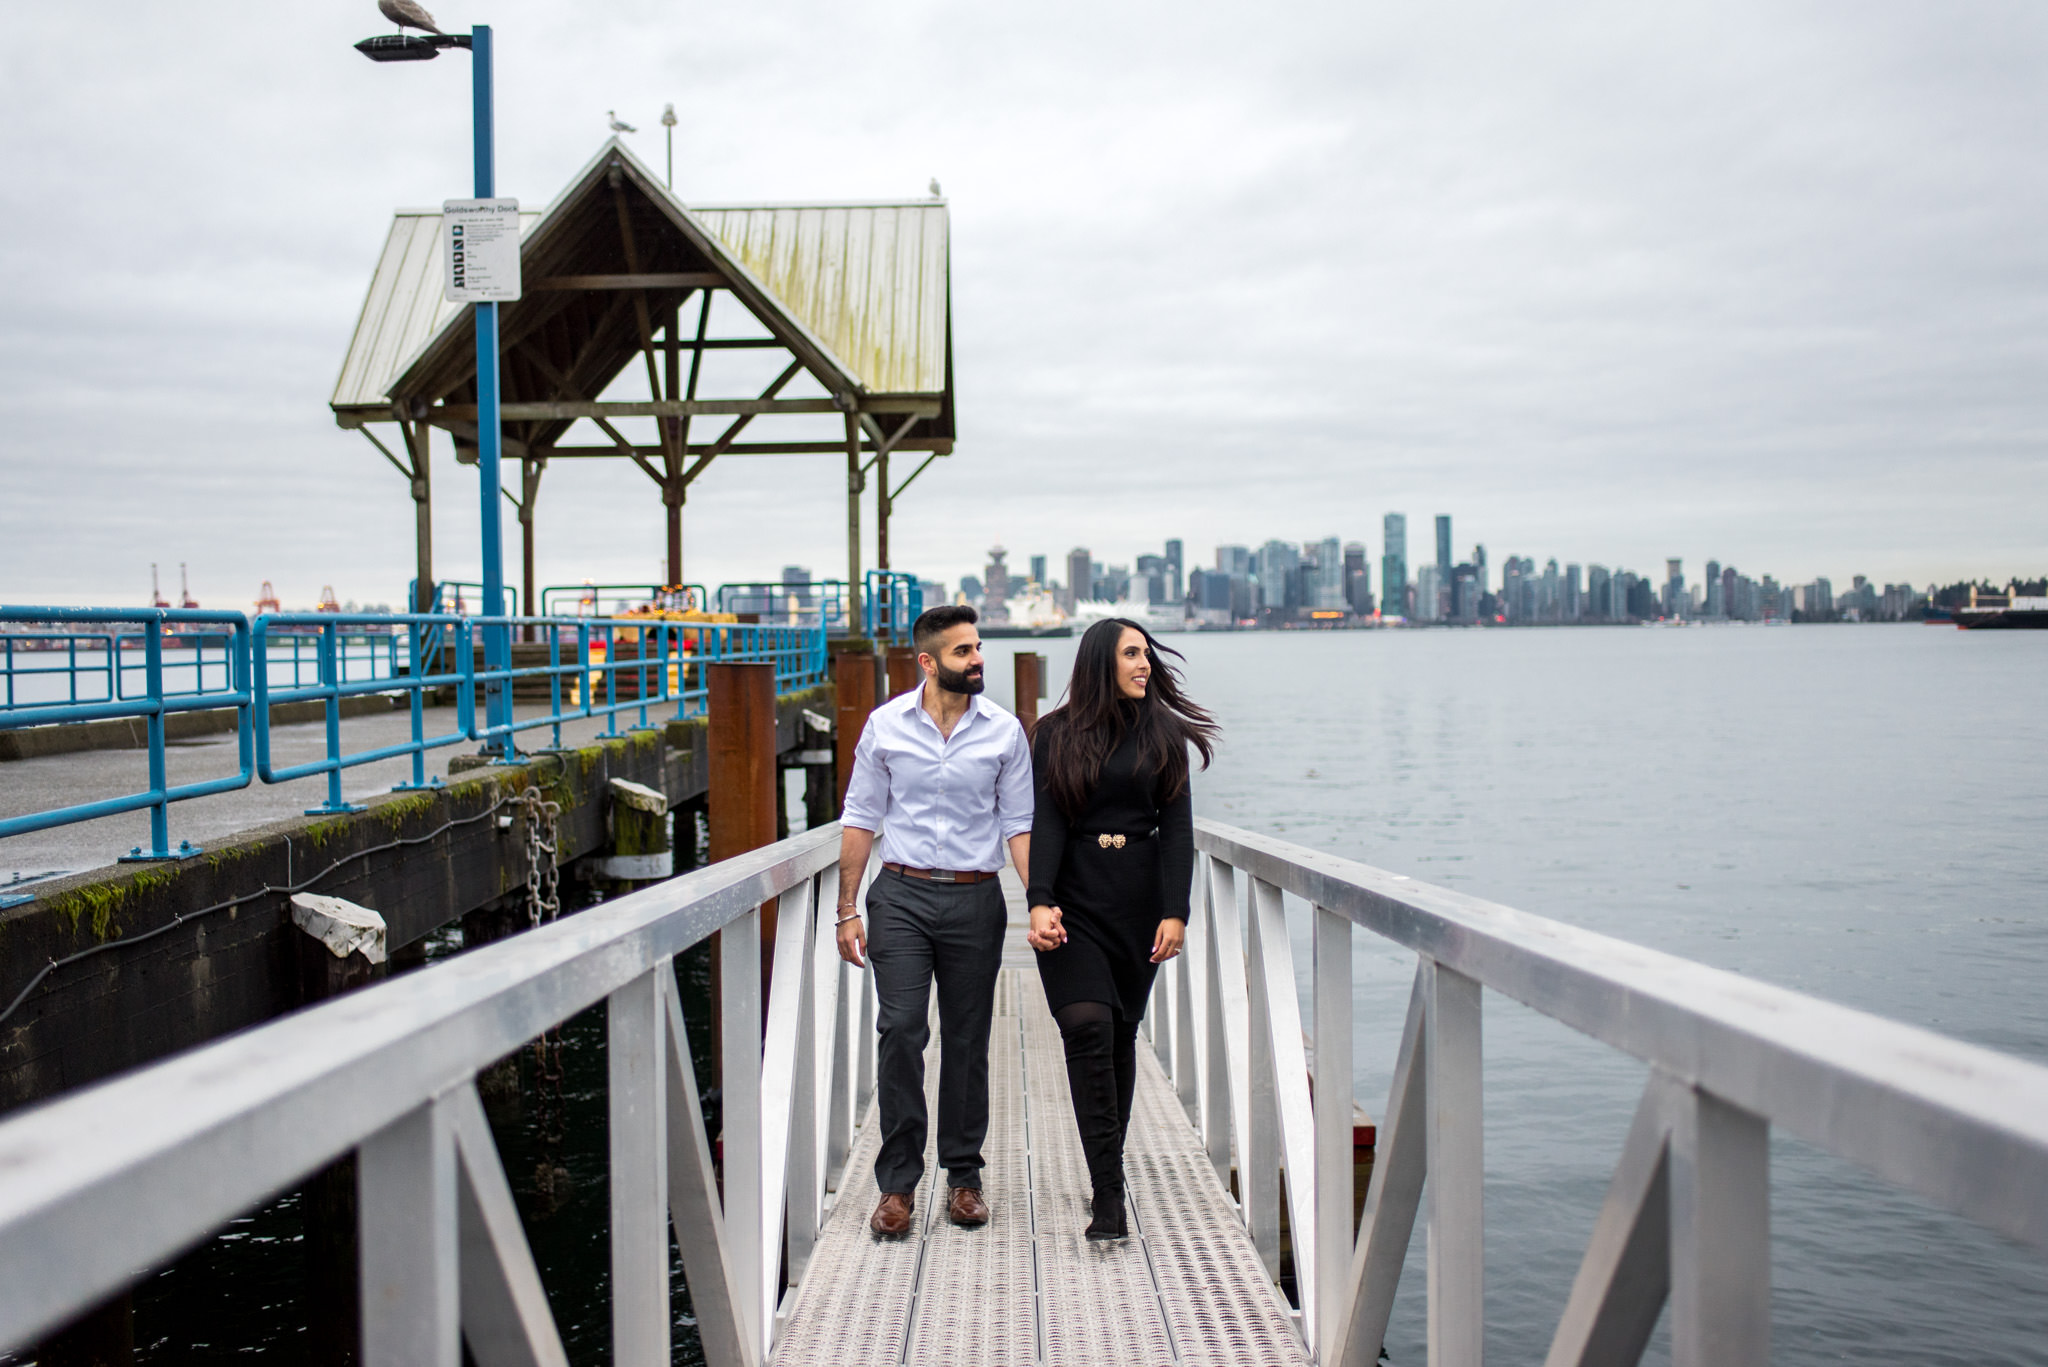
[0,824,869,1367]
[1154,819,2048,1366]
[5,817,2048,1365]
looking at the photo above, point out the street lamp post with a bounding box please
[358,24,513,754]
[661,102,677,188]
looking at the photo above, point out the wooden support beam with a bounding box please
[546,439,953,457]
[664,305,685,587]
[844,412,864,632]
[401,420,434,614]
[355,426,413,480]
[531,272,725,291]
[436,399,845,420]
[701,360,807,459]
[890,452,943,499]
[592,415,665,486]
[608,170,666,412]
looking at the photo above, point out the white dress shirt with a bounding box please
[841,686,1034,872]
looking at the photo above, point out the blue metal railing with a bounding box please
[1,606,829,857]
[716,580,845,630]
[2,626,409,714]
[407,580,522,617]
[253,615,473,813]
[864,570,924,642]
[537,583,707,617]
[0,609,256,860]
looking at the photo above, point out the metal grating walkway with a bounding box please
[769,873,1307,1367]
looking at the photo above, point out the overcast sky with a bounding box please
[3,1,2045,609]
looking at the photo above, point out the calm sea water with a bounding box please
[83,624,2048,1363]
[983,623,2048,1365]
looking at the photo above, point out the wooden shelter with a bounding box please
[331,140,954,619]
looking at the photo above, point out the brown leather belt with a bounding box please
[883,862,998,885]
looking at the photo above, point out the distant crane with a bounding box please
[178,564,199,610]
[608,110,637,134]
[255,581,282,614]
[376,0,444,35]
[149,564,170,609]
[316,586,343,613]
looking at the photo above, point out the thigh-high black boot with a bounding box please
[1113,1016,1141,1140]
[1057,1003,1127,1239]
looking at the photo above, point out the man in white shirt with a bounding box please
[836,604,1033,1238]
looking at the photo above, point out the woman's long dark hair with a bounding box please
[1036,618,1219,818]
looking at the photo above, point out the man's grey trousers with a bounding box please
[865,867,1007,1194]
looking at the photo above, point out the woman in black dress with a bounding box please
[1027,617,1218,1239]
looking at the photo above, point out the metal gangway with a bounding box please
[4,820,2048,1365]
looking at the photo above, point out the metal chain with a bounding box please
[516,785,561,927]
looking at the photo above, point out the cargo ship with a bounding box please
[1957,596,2048,629]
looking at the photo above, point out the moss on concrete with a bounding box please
[45,866,177,943]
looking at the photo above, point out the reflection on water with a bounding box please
[983,625,2048,1364]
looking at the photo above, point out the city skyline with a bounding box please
[936,519,2008,622]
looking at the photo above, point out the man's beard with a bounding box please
[934,662,985,695]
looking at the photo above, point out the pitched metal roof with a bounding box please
[330,209,541,413]
[331,142,951,416]
[688,200,950,396]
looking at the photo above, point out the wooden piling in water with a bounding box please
[1014,652,1044,731]
[710,661,780,1019]
[886,646,919,699]
[833,648,876,812]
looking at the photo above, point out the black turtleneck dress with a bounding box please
[1028,725,1197,1021]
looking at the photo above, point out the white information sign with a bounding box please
[442,198,522,303]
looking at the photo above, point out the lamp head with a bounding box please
[355,33,471,62]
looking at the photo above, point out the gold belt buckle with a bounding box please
[1096,833,1126,850]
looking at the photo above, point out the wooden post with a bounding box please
[711,662,780,995]
[407,419,434,614]
[600,778,673,891]
[665,484,684,590]
[885,647,919,699]
[1014,652,1044,731]
[520,456,542,640]
[877,449,891,571]
[833,648,876,812]
[844,412,864,630]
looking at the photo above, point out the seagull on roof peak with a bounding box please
[378,0,444,35]
[609,110,638,134]
[929,178,943,199]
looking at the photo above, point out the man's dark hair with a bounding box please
[913,604,978,657]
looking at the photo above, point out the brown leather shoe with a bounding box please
[870,1191,915,1239]
[947,1185,989,1227]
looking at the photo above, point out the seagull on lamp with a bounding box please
[929,178,943,198]
[609,110,638,134]
[377,0,444,35]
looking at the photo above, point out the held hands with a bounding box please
[836,911,867,968]
[1027,904,1067,952]
[1150,917,1186,963]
